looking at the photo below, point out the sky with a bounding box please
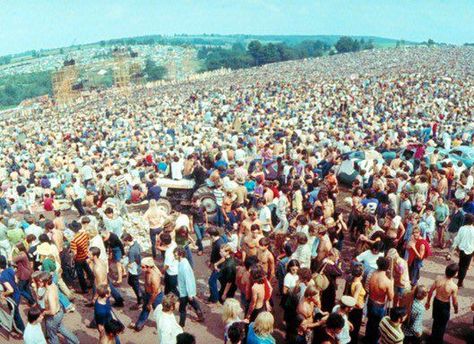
[0,0,473,55]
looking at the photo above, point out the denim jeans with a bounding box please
[409,258,423,286]
[149,227,162,258]
[128,274,142,304]
[45,309,79,344]
[185,245,194,268]
[179,296,202,327]
[135,291,164,330]
[364,299,386,344]
[73,198,85,216]
[208,270,221,302]
[193,224,206,252]
[216,206,225,227]
[75,259,94,293]
[17,279,35,305]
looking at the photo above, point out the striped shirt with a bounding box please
[70,231,90,262]
[213,188,224,206]
[380,316,404,344]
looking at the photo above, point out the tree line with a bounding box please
[198,40,331,71]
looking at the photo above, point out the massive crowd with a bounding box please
[0,46,473,344]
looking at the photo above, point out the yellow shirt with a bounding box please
[351,280,366,308]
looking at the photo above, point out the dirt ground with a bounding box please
[1,195,473,343]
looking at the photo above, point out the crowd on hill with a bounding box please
[0,46,473,344]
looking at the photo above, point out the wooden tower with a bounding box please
[52,60,78,105]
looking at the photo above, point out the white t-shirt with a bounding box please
[283,273,299,291]
[24,322,47,344]
[258,206,272,232]
[171,160,184,180]
[356,250,383,270]
[164,242,178,276]
[175,214,190,230]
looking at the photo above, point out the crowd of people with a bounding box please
[0,46,473,344]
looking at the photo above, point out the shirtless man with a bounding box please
[257,237,275,280]
[40,273,79,344]
[89,247,124,307]
[53,210,66,231]
[240,209,259,237]
[315,225,332,268]
[245,265,271,322]
[242,224,263,262]
[297,286,326,343]
[130,257,163,332]
[426,263,459,343]
[49,220,65,253]
[364,257,394,344]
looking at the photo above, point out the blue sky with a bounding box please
[0,0,473,55]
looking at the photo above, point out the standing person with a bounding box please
[320,248,343,313]
[174,247,204,327]
[218,244,238,303]
[12,242,35,305]
[40,273,79,344]
[425,263,459,343]
[143,199,169,259]
[130,257,163,332]
[69,220,94,294]
[89,247,124,307]
[406,227,430,286]
[24,306,46,344]
[122,233,142,309]
[222,298,244,343]
[208,227,225,303]
[71,177,86,216]
[332,296,356,344]
[155,294,183,344]
[160,232,179,296]
[451,213,474,287]
[402,285,427,344]
[445,199,465,259]
[379,307,407,344]
[364,257,394,344]
[190,197,208,256]
[345,265,365,344]
[386,248,410,307]
[101,230,126,286]
[275,187,290,233]
[0,254,25,335]
[94,284,113,342]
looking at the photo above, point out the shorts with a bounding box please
[112,247,123,262]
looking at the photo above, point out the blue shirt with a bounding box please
[246,323,276,344]
[94,299,112,326]
[177,258,197,298]
[0,267,21,304]
[147,185,162,201]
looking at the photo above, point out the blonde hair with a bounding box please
[253,312,274,336]
[222,298,243,323]
[220,244,233,255]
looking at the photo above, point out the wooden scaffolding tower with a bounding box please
[113,48,131,89]
[52,61,78,105]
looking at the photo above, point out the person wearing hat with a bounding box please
[331,296,356,344]
[130,256,163,332]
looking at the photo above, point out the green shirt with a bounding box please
[7,227,25,245]
[435,204,449,222]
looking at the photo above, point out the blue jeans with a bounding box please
[135,291,163,330]
[216,206,224,227]
[185,245,194,268]
[128,274,142,304]
[208,270,221,302]
[149,227,162,258]
[17,279,35,305]
[365,299,386,344]
[409,258,423,286]
[45,309,79,344]
[193,224,206,252]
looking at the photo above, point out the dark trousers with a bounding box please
[60,250,75,286]
[409,258,423,286]
[219,281,237,303]
[75,260,94,293]
[216,206,224,227]
[349,308,363,344]
[11,301,25,333]
[179,296,202,327]
[458,250,473,286]
[73,198,86,216]
[149,228,162,259]
[208,270,220,302]
[364,299,386,344]
[128,274,142,304]
[18,279,35,305]
[164,272,178,296]
[135,291,163,330]
[430,298,450,343]
[193,224,206,252]
[404,336,422,344]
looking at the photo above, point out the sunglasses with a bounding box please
[141,265,150,269]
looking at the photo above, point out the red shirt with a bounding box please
[44,197,54,211]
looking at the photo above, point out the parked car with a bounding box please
[449,146,474,168]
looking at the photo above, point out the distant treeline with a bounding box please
[198,40,331,71]
[0,71,52,107]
